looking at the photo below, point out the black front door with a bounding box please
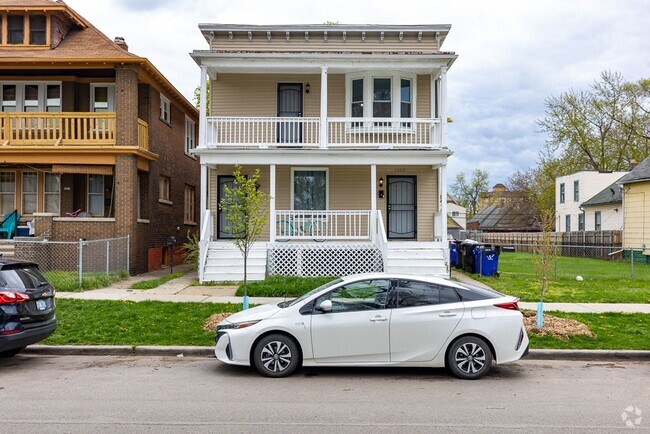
[387,176,417,239]
[277,83,303,143]
[217,176,235,239]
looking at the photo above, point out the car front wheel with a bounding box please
[447,336,492,380]
[252,334,300,378]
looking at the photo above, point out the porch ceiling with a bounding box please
[195,148,452,166]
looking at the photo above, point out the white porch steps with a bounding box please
[0,241,15,258]
[384,242,448,277]
[202,242,267,282]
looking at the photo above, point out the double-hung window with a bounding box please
[88,175,104,216]
[559,183,565,204]
[292,169,327,211]
[159,175,171,203]
[21,172,37,215]
[578,213,585,231]
[565,215,571,232]
[0,82,62,112]
[185,116,196,155]
[373,78,391,125]
[0,172,16,214]
[184,185,195,223]
[351,78,364,127]
[594,211,602,231]
[8,15,24,45]
[573,180,579,202]
[160,95,171,123]
[29,15,47,45]
[44,173,60,214]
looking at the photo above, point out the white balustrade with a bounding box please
[275,210,371,241]
[327,117,440,148]
[205,116,320,148]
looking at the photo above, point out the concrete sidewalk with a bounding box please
[55,268,650,314]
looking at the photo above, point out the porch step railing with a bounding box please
[275,210,371,241]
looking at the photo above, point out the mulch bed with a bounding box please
[203,313,233,332]
[522,311,594,340]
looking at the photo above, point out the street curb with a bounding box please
[23,345,650,361]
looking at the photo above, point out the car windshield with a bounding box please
[0,265,50,289]
[284,278,343,307]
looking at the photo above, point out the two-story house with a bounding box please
[0,0,199,273]
[192,24,457,281]
[555,171,627,232]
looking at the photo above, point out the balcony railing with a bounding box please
[204,116,441,149]
[275,210,371,241]
[0,112,150,150]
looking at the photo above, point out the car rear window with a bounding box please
[453,282,504,301]
[0,265,49,289]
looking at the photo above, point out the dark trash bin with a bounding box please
[454,240,464,269]
[473,245,500,277]
[460,240,484,273]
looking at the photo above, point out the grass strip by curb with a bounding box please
[129,272,185,290]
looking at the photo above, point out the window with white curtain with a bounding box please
[21,172,37,215]
[44,173,60,214]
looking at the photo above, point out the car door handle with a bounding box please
[439,312,457,317]
[369,316,388,322]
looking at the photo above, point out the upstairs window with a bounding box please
[346,72,417,123]
[373,78,392,118]
[8,15,24,45]
[573,180,579,202]
[160,94,171,124]
[559,183,565,204]
[29,15,46,45]
[91,84,115,112]
[185,116,196,155]
[0,82,62,112]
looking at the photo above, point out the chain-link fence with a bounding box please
[11,236,130,291]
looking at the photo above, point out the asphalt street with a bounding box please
[0,355,647,433]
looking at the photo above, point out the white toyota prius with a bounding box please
[215,273,529,379]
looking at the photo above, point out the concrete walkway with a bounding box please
[55,268,650,314]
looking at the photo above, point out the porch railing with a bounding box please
[0,112,116,146]
[203,116,441,149]
[137,119,149,151]
[206,116,320,148]
[275,210,371,241]
[375,210,388,270]
[198,209,213,283]
[327,117,441,148]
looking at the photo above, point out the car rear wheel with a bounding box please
[252,334,300,378]
[447,336,492,380]
[0,347,25,358]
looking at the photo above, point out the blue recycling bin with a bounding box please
[473,246,500,277]
[450,242,458,267]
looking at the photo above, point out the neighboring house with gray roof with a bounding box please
[579,178,625,232]
[618,157,650,255]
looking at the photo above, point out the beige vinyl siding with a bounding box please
[211,31,440,53]
[212,73,432,119]
[208,164,439,242]
[623,183,650,253]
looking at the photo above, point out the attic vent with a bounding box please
[114,36,128,51]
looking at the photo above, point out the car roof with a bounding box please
[0,258,38,268]
[340,272,466,289]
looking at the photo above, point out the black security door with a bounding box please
[277,83,303,143]
[217,176,235,239]
[387,176,417,239]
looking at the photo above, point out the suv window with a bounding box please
[395,280,461,307]
[316,279,390,313]
[0,265,49,289]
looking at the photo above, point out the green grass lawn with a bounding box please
[46,271,128,292]
[236,275,336,297]
[466,252,650,303]
[44,299,649,350]
[129,272,185,290]
[45,299,241,346]
[528,312,649,350]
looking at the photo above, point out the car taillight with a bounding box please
[0,291,31,304]
[494,299,520,311]
[516,327,525,350]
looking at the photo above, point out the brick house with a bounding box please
[0,0,199,273]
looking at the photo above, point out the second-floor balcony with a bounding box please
[0,112,149,150]
[204,116,442,149]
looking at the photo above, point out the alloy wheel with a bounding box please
[260,340,293,373]
[454,342,486,374]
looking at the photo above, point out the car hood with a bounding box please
[223,303,282,324]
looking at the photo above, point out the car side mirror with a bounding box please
[318,299,332,313]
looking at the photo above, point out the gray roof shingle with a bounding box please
[618,157,650,185]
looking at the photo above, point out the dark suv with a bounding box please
[0,259,57,357]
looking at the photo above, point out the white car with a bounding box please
[215,273,529,379]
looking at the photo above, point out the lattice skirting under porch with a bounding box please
[267,243,384,276]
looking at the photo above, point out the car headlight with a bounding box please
[216,320,261,332]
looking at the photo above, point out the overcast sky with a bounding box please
[65,0,650,185]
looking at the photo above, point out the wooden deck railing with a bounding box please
[0,112,150,150]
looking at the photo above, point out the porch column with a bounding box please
[198,64,208,147]
[269,164,276,242]
[200,163,208,231]
[370,164,377,241]
[320,66,328,148]
[439,164,448,240]
[440,66,448,149]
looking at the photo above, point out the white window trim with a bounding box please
[160,94,171,124]
[184,115,196,156]
[90,83,115,112]
[290,167,329,211]
[344,71,418,120]
[21,171,38,215]
[87,174,104,217]
[0,170,16,214]
[0,81,62,112]
[44,172,61,215]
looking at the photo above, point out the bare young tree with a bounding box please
[533,209,557,328]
